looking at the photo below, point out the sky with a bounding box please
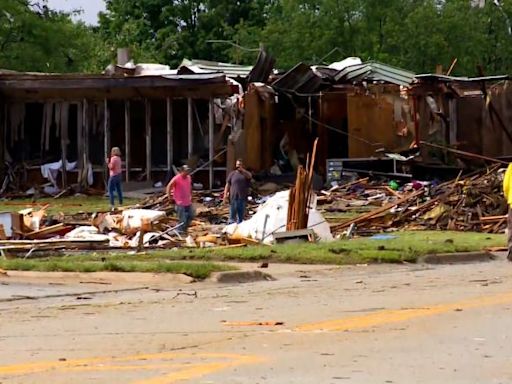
[45,0,106,25]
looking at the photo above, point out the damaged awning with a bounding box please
[272,62,328,94]
[334,61,415,87]
[414,74,509,83]
[0,72,233,100]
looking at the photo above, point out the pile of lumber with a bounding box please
[287,139,318,231]
[330,165,508,235]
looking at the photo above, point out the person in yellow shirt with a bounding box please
[503,163,512,261]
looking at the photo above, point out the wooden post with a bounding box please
[166,97,173,173]
[124,100,131,182]
[80,99,90,190]
[145,99,152,181]
[0,103,5,182]
[60,103,68,189]
[208,97,214,190]
[103,99,110,187]
[448,99,457,145]
[187,97,193,159]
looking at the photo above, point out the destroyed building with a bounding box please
[231,59,418,182]
[410,74,512,167]
[1,50,512,196]
[0,49,274,195]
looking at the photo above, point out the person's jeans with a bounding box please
[108,174,123,207]
[229,198,246,224]
[176,205,193,233]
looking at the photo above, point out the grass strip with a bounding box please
[0,259,235,279]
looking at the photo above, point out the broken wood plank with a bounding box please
[332,189,426,231]
[24,224,72,240]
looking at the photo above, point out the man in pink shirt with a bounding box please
[166,165,193,234]
[106,147,123,210]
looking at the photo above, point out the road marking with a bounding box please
[4,291,512,382]
[296,291,512,332]
[0,352,264,383]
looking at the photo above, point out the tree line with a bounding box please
[1,0,512,76]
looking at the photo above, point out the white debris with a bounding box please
[223,190,333,245]
[122,209,166,231]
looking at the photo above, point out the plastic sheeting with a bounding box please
[223,190,333,245]
[40,160,93,188]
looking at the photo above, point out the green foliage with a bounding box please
[0,0,109,72]
[98,0,270,67]
[3,0,512,76]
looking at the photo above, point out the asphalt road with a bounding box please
[1,258,511,384]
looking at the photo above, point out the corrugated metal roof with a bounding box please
[272,63,327,94]
[334,61,415,86]
[414,74,509,82]
[180,59,253,78]
[247,49,275,84]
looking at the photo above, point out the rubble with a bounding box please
[327,165,508,236]
[0,163,506,258]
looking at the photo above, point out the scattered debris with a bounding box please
[328,165,508,236]
[221,320,284,326]
[0,163,506,259]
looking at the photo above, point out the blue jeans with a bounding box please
[108,174,123,206]
[229,198,246,224]
[176,205,193,233]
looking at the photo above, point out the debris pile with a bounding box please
[287,139,318,231]
[329,165,507,236]
[0,163,506,258]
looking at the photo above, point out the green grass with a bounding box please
[0,231,505,275]
[145,231,506,265]
[0,258,235,279]
[0,196,139,216]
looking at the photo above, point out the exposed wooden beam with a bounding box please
[208,97,214,190]
[0,104,5,181]
[124,100,131,182]
[60,103,68,189]
[166,97,173,173]
[187,97,193,159]
[80,99,90,190]
[145,99,152,181]
[103,99,110,187]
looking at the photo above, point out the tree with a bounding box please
[5,0,510,76]
[0,0,109,73]
[99,0,271,67]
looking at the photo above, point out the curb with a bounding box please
[209,270,275,284]
[418,251,496,264]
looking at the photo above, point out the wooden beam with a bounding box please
[446,58,458,76]
[80,99,90,190]
[60,103,68,189]
[448,99,457,145]
[0,103,5,182]
[124,100,131,182]
[103,99,110,186]
[145,99,152,181]
[187,97,193,159]
[166,97,173,173]
[208,97,214,190]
